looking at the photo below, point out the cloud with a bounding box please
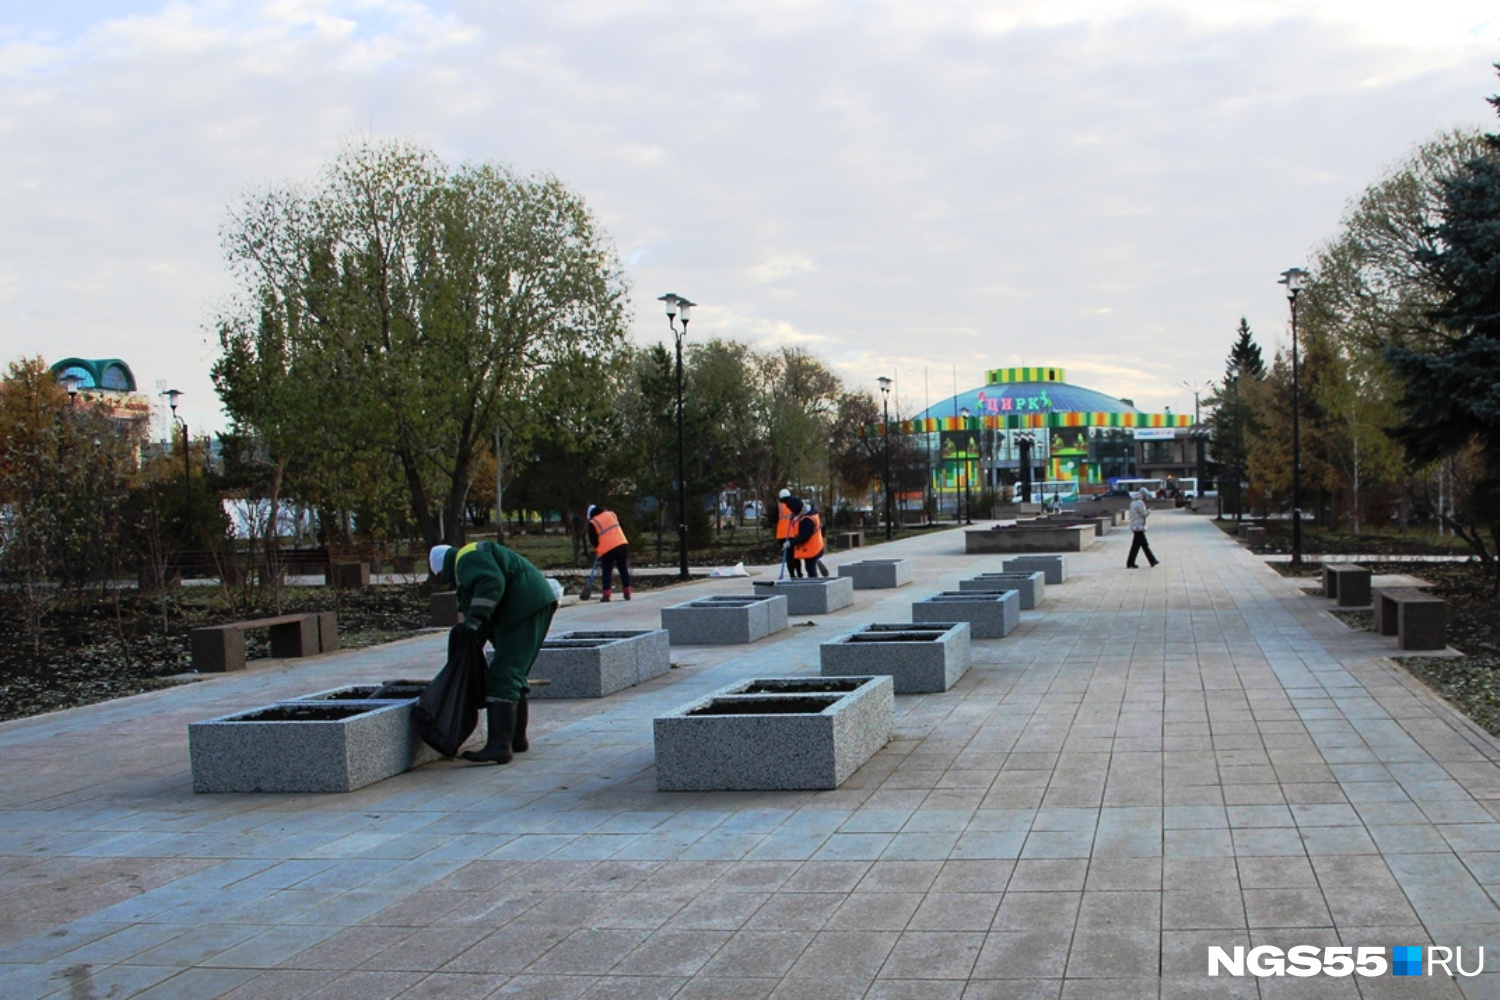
[0,0,1494,429]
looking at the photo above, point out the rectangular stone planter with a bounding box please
[838,559,914,590]
[661,595,789,645]
[528,628,673,698]
[959,571,1045,609]
[820,622,971,693]
[190,700,448,793]
[1002,555,1068,585]
[752,577,855,614]
[1322,564,1372,607]
[965,525,1094,553]
[911,591,1019,638]
[286,682,485,768]
[653,675,894,791]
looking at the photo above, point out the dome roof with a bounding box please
[913,377,1138,422]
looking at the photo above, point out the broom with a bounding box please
[579,556,600,601]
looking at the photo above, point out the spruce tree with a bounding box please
[1208,318,1265,519]
[1385,66,1500,591]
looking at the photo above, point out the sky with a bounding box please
[0,1,1495,436]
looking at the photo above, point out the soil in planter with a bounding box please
[231,704,377,722]
[742,678,866,693]
[848,633,941,642]
[688,696,840,715]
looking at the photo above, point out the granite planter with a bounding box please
[189,700,458,793]
[965,524,1094,553]
[661,595,789,645]
[752,577,855,614]
[653,675,894,791]
[820,622,971,693]
[912,591,1019,638]
[837,559,914,590]
[959,571,1046,609]
[529,628,672,698]
[1002,555,1068,585]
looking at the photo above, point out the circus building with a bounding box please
[890,365,1191,509]
[48,357,152,438]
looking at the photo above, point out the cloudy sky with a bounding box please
[1,1,1495,435]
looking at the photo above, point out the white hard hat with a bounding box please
[779,488,791,499]
[586,504,598,520]
[429,545,454,576]
[1138,489,1151,500]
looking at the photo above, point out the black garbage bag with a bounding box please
[415,624,489,757]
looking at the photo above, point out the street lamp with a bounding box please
[1279,266,1308,567]
[877,376,893,540]
[163,389,192,551]
[1179,379,1213,426]
[659,293,695,581]
[959,408,973,525]
[61,373,82,407]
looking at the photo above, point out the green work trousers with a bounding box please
[484,602,556,702]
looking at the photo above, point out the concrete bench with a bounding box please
[838,559,913,590]
[834,530,865,549]
[821,622,971,693]
[530,628,672,698]
[1242,527,1267,546]
[912,591,1019,639]
[653,675,894,790]
[189,612,337,673]
[1002,555,1067,585]
[959,571,1045,609]
[752,577,855,614]
[661,595,789,644]
[1322,564,1372,607]
[326,562,371,588]
[1374,587,1447,651]
[429,591,460,627]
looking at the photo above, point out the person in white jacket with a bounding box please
[1126,489,1160,569]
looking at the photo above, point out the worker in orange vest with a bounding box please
[776,489,803,577]
[791,502,828,578]
[586,504,632,602]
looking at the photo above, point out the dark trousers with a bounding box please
[784,545,802,577]
[600,546,631,591]
[801,552,824,577]
[1127,530,1157,567]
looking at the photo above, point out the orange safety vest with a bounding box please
[776,500,795,540]
[792,511,823,560]
[589,510,627,556]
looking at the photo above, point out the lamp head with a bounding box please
[163,388,183,413]
[876,376,892,395]
[658,292,680,319]
[677,298,696,324]
[1278,267,1307,295]
[61,374,81,397]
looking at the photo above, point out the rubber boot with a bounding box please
[512,692,529,753]
[623,587,632,601]
[462,699,516,765]
[600,590,612,602]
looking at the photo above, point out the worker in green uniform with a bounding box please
[428,541,559,764]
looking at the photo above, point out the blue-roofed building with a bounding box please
[48,357,152,437]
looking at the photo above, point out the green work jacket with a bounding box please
[444,541,557,638]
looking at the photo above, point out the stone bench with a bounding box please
[821,622,971,693]
[1322,564,1372,607]
[1242,526,1267,546]
[661,594,789,644]
[965,524,1095,553]
[837,559,914,590]
[189,612,337,673]
[959,571,1045,610]
[1002,555,1067,585]
[912,591,1019,639]
[1374,587,1447,651]
[529,628,672,698]
[189,696,485,793]
[834,530,865,549]
[752,577,855,614]
[326,562,370,588]
[653,675,894,790]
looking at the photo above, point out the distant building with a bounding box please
[48,357,152,438]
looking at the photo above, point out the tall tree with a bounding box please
[1206,318,1264,519]
[215,138,630,549]
[1385,72,1500,589]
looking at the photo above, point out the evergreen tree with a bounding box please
[1206,318,1265,519]
[1385,67,1500,591]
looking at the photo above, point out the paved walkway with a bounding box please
[3,514,1499,999]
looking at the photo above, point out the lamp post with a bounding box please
[1279,267,1307,567]
[163,389,192,550]
[959,408,973,524]
[659,293,695,581]
[878,376,893,539]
